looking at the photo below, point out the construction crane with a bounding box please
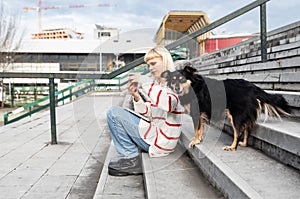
[23,0,115,33]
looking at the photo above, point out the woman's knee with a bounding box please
[107,106,123,120]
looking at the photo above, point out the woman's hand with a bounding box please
[128,73,140,101]
[128,81,138,94]
[128,73,140,84]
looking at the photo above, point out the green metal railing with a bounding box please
[3,64,150,126]
[3,79,94,125]
[0,0,269,144]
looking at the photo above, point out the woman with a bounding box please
[106,46,184,176]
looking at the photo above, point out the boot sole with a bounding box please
[108,168,143,176]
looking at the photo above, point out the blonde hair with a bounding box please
[144,46,175,72]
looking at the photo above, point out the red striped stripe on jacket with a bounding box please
[133,81,184,157]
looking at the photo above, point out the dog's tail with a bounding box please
[256,90,291,122]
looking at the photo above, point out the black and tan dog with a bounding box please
[161,64,291,151]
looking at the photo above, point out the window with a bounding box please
[69,55,77,62]
[100,32,111,37]
[42,54,50,62]
[59,55,68,62]
[49,55,59,62]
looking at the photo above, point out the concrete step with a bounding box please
[94,142,223,199]
[94,93,300,198]
[180,115,300,199]
[142,144,223,199]
[223,115,300,171]
[94,93,223,198]
[93,93,145,198]
[266,90,300,116]
[93,141,145,199]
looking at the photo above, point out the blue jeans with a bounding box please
[106,106,150,159]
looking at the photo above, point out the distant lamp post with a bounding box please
[98,32,102,72]
[115,53,119,63]
[99,49,102,72]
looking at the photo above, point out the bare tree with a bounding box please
[0,1,24,108]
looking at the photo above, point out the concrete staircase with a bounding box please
[93,95,300,199]
[93,22,300,198]
[180,115,300,199]
[93,94,223,198]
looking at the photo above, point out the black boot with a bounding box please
[108,156,142,176]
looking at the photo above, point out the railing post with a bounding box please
[62,92,65,105]
[10,84,14,107]
[49,77,57,144]
[92,80,95,92]
[260,2,267,62]
[70,89,72,101]
[4,113,8,125]
[34,87,37,101]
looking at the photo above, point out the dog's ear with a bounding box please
[183,65,197,74]
[161,70,171,79]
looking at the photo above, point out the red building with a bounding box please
[204,35,254,53]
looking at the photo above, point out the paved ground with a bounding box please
[0,93,124,199]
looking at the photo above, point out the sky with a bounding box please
[2,0,300,40]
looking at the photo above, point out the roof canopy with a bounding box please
[155,10,210,45]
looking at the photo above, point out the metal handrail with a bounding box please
[3,65,149,125]
[4,79,94,125]
[0,0,269,144]
[106,0,269,78]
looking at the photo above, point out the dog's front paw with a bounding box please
[188,138,201,148]
[222,145,236,151]
[238,141,247,147]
